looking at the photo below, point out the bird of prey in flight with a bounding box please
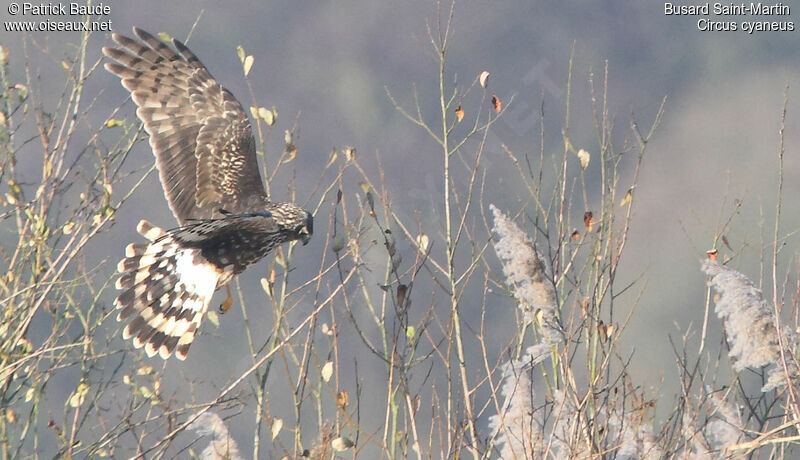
[104,28,313,360]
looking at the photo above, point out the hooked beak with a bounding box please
[299,230,311,245]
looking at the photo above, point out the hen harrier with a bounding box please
[104,28,312,360]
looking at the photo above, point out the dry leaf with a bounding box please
[236,45,246,63]
[479,71,490,88]
[325,150,339,169]
[337,390,349,408]
[491,95,502,113]
[455,105,464,122]
[272,418,283,440]
[583,211,594,232]
[243,55,254,76]
[283,145,297,163]
[69,382,89,408]
[598,320,608,342]
[577,149,590,170]
[321,361,333,382]
[570,229,580,241]
[416,234,429,252]
[706,249,718,261]
[619,188,633,207]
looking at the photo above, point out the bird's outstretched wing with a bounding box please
[103,27,267,223]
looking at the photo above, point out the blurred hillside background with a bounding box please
[2,0,800,457]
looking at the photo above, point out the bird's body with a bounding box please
[105,28,312,360]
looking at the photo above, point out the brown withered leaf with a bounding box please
[455,105,464,122]
[570,229,580,241]
[706,249,718,261]
[584,211,594,232]
[598,320,608,342]
[491,95,502,114]
[337,391,349,409]
[620,187,633,207]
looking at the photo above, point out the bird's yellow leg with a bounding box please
[219,285,233,314]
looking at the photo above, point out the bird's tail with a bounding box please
[114,220,224,360]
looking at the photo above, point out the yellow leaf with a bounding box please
[343,147,356,162]
[577,149,590,170]
[250,106,258,119]
[271,418,283,440]
[157,32,171,42]
[406,326,416,340]
[25,387,34,402]
[236,45,246,63]
[325,150,338,169]
[282,145,297,164]
[61,61,69,71]
[619,187,633,207]
[69,382,89,408]
[6,409,16,423]
[321,361,333,382]
[416,234,429,253]
[62,221,75,235]
[358,182,369,194]
[243,55,254,76]
[258,106,274,125]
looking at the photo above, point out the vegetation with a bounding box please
[1,4,798,458]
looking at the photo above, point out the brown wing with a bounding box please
[103,27,266,224]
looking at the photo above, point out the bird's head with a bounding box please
[271,203,313,246]
[298,210,313,245]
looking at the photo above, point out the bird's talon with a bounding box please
[220,285,233,314]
